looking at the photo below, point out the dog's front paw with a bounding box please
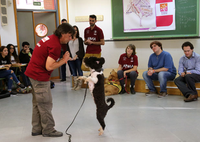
[98,127,104,136]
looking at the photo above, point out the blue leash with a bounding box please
[65,83,88,142]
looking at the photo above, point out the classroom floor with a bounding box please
[1,77,200,142]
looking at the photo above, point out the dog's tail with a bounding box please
[106,97,115,109]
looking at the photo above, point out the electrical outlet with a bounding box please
[75,15,104,22]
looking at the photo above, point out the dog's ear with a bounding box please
[84,57,89,64]
[99,57,105,65]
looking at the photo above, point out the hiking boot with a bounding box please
[145,91,157,96]
[184,94,198,102]
[32,132,42,136]
[158,92,168,98]
[42,130,63,137]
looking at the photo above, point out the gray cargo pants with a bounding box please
[29,78,55,134]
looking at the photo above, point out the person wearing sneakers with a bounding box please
[0,46,25,95]
[25,23,74,137]
[174,42,200,102]
[66,25,85,90]
[117,44,138,94]
[142,41,177,97]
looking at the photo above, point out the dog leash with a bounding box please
[65,83,88,142]
[118,76,129,94]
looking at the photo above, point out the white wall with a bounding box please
[59,0,68,22]
[68,0,112,40]
[1,0,17,46]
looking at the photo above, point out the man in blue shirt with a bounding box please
[174,41,200,102]
[143,41,177,97]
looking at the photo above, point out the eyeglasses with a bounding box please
[10,48,14,49]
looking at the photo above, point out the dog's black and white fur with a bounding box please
[79,57,115,135]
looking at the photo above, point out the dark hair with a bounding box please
[0,46,7,53]
[54,23,75,38]
[150,41,163,50]
[61,19,67,23]
[22,41,30,47]
[125,44,136,55]
[73,25,80,38]
[182,41,194,50]
[89,14,97,20]
[7,44,20,63]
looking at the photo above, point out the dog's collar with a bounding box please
[91,68,103,73]
[90,68,103,76]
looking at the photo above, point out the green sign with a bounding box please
[33,2,41,6]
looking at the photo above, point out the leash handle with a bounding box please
[65,83,88,142]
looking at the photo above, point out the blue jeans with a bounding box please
[61,63,66,80]
[142,71,176,93]
[0,70,20,91]
[20,66,31,87]
[68,59,83,76]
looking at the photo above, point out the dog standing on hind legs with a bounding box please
[78,57,115,135]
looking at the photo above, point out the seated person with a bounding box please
[117,44,138,94]
[0,46,25,95]
[7,44,32,91]
[19,41,33,63]
[174,41,200,102]
[142,41,177,98]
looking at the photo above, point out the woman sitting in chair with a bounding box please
[0,46,25,95]
[7,44,32,92]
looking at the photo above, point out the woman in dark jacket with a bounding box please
[66,25,85,90]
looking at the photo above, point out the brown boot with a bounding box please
[72,76,78,90]
[184,94,198,102]
[75,79,82,90]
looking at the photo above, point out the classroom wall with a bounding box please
[59,0,68,22]
[1,1,17,46]
[67,0,200,70]
[1,0,200,71]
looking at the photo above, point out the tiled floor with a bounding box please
[1,78,200,142]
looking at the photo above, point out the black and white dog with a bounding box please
[79,57,115,135]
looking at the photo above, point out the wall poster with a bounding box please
[123,0,175,32]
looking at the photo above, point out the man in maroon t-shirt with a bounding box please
[81,14,105,71]
[25,23,74,137]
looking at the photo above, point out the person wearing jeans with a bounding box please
[0,69,25,94]
[67,25,85,90]
[0,46,25,94]
[142,41,177,98]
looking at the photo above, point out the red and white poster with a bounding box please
[123,0,175,32]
